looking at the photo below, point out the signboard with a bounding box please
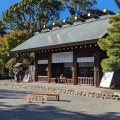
[100,72,114,88]
[23,74,31,82]
[27,94,47,103]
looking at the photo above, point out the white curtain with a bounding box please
[52,52,73,63]
[77,57,94,63]
[38,60,48,64]
[38,54,94,64]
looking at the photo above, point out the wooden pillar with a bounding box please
[94,70,99,86]
[72,50,77,85]
[47,53,52,83]
[34,53,38,82]
[94,49,100,87]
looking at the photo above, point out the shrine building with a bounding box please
[10,14,120,87]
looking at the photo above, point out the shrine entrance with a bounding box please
[77,57,94,85]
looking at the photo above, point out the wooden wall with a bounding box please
[34,44,108,87]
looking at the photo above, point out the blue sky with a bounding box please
[0,0,119,20]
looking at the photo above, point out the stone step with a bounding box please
[114,92,120,97]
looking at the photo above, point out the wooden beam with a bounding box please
[47,53,52,83]
[94,49,100,87]
[72,50,77,85]
[34,53,38,82]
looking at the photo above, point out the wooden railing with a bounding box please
[38,76,47,82]
[78,77,94,86]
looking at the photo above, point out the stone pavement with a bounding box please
[0,82,120,120]
[0,79,120,101]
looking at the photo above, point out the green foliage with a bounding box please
[98,11,120,72]
[2,0,64,33]
[101,57,120,71]
[61,0,97,16]
[5,58,16,69]
[1,0,97,33]
[0,20,6,35]
[0,30,32,69]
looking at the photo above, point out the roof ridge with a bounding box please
[36,14,112,35]
[40,15,112,34]
[36,15,112,36]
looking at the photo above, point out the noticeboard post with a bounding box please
[100,72,114,88]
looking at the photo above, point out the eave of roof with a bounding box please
[11,15,111,53]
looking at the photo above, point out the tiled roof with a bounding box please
[11,16,110,53]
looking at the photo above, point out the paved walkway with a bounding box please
[0,79,120,120]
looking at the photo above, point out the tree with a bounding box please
[2,0,64,33]
[0,30,32,70]
[54,0,97,25]
[1,0,97,33]
[0,20,6,35]
[98,11,120,72]
[115,0,120,9]
[61,0,97,16]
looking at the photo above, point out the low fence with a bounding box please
[78,77,94,86]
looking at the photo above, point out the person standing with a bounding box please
[16,69,20,83]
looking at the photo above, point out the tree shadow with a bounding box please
[0,103,119,120]
[0,89,29,99]
[0,89,120,120]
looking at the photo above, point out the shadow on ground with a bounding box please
[0,89,119,120]
[0,104,119,120]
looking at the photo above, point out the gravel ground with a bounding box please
[0,85,120,120]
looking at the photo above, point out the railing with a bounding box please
[38,76,47,82]
[78,77,94,86]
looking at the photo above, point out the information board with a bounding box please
[27,94,47,103]
[100,72,114,88]
[23,74,31,82]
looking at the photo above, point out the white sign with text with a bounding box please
[100,72,114,88]
[27,94,47,103]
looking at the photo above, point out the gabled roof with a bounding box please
[11,15,110,53]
